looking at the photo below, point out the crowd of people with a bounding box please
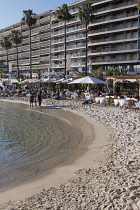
[1,82,139,109]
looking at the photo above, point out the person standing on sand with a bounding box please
[34,98,37,106]
[38,91,42,106]
[30,93,34,108]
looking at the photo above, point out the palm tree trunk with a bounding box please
[85,23,88,76]
[6,50,9,73]
[16,46,19,78]
[64,20,66,78]
[29,27,32,79]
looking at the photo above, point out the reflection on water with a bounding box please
[0,102,81,190]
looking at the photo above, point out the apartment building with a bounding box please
[0,0,139,76]
[0,10,51,76]
[51,0,88,75]
[88,0,140,74]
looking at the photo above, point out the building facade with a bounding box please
[51,0,88,76]
[0,10,51,76]
[0,0,139,77]
[88,0,140,74]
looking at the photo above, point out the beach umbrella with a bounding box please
[20,79,32,84]
[68,76,105,85]
[68,76,106,92]
[10,78,19,84]
[42,78,59,83]
[57,77,74,83]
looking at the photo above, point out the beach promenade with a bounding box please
[0,98,140,209]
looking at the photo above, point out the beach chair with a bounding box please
[125,99,139,111]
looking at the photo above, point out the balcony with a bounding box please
[67,44,85,51]
[90,59,137,65]
[94,4,137,16]
[40,49,50,55]
[52,34,86,46]
[72,53,85,58]
[51,17,80,29]
[52,39,65,45]
[51,52,85,60]
[71,62,85,67]
[67,34,85,41]
[91,0,136,7]
[51,47,64,53]
[92,0,111,5]
[89,15,138,27]
[51,63,64,68]
[51,61,85,68]
[89,48,137,56]
[89,26,138,37]
[51,55,64,60]
[52,21,64,29]
[51,25,85,38]
[88,38,137,46]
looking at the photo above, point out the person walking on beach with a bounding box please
[30,93,34,108]
[38,91,42,106]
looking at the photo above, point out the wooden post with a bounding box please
[139,81,140,100]
[113,79,117,96]
[136,79,140,100]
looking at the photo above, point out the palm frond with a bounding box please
[22,9,37,28]
[55,4,73,21]
[11,30,23,45]
[0,36,12,50]
[77,2,94,25]
[134,0,140,9]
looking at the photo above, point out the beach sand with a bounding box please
[1,98,140,209]
[0,99,110,207]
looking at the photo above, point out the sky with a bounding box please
[0,0,73,29]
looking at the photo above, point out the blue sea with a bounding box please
[0,101,81,191]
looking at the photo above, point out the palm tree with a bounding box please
[133,0,140,9]
[0,67,4,79]
[0,36,12,73]
[22,9,37,79]
[11,30,23,78]
[55,4,73,78]
[78,2,94,76]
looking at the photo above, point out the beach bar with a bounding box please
[112,76,140,99]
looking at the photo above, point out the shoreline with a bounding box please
[1,98,139,209]
[0,99,110,206]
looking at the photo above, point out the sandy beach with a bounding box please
[0,98,140,209]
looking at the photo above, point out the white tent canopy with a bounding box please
[11,78,19,83]
[57,77,74,83]
[68,76,105,84]
[42,78,59,83]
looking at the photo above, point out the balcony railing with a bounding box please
[51,64,64,68]
[90,13,138,26]
[88,37,137,45]
[51,55,64,60]
[94,2,136,14]
[91,58,136,63]
[52,34,86,44]
[89,25,137,35]
[52,52,85,60]
[92,0,135,6]
[52,25,85,36]
[71,62,85,66]
[51,62,85,68]
[52,44,86,52]
[67,44,85,50]
[89,47,137,54]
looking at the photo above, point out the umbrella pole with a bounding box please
[88,83,89,93]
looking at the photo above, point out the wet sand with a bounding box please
[0,99,110,206]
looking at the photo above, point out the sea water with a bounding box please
[0,101,81,191]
